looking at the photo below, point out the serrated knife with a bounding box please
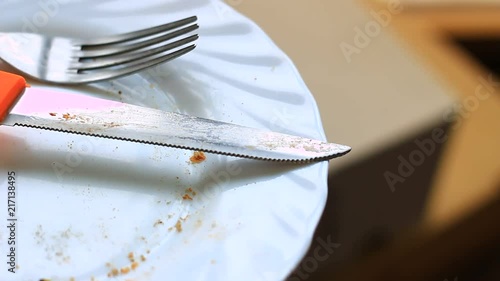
[0,71,350,163]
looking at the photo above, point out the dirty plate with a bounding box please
[0,0,330,280]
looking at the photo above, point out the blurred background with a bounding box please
[232,1,500,280]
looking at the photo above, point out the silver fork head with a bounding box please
[0,16,198,84]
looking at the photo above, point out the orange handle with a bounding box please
[0,71,27,122]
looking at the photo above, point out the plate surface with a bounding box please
[0,1,330,280]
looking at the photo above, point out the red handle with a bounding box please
[0,71,27,122]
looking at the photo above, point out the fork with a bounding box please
[0,16,198,84]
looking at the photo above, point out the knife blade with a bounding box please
[0,71,350,162]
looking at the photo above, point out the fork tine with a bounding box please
[80,16,197,46]
[77,24,199,58]
[75,45,196,83]
[74,35,198,71]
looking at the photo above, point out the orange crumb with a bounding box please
[120,266,131,274]
[190,151,206,163]
[25,83,31,88]
[62,113,75,120]
[182,194,193,200]
[175,220,183,232]
[186,187,197,196]
[131,261,139,270]
[107,268,119,277]
[128,252,135,262]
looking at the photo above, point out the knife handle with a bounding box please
[0,71,27,122]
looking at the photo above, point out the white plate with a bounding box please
[0,1,330,280]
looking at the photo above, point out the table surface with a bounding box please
[232,0,455,169]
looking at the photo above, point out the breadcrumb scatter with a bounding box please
[175,220,183,232]
[190,151,206,163]
[182,194,193,200]
[131,261,139,270]
[140,255,146,262]
[120,266,131,274]
[153,219,164,227]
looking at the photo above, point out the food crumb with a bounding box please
[49,112,56,116]
[182,194,193,201]
[62,113,76,121]
[175,220,183,232]
[190,151,206,164]
[195,219,203,228]
[107,268,119,277]
[211,259,216,264]
[69,278,75,281]
[120,266,131,274]
[131,261,139,270]
[140,255,146,262]
[186,187,196,196]
[128,252,135,263]
[153,219,164,227]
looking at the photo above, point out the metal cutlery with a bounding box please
[0,16,198,84]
